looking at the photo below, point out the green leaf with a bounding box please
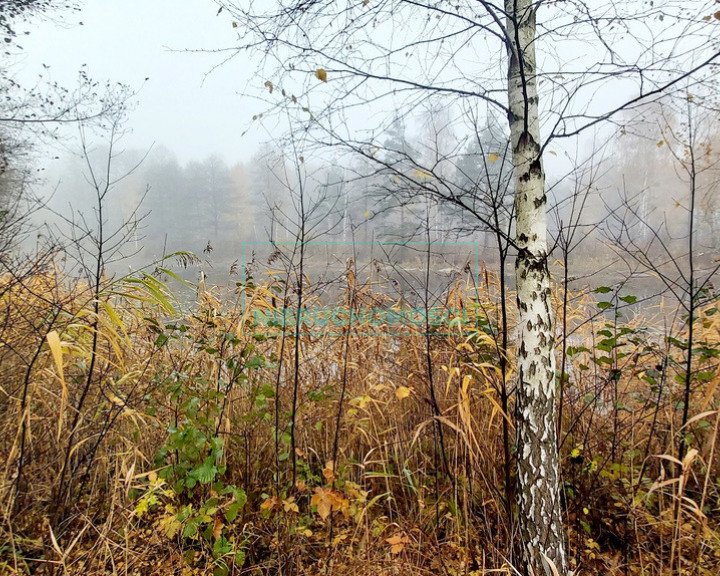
[154,333,169,348]
[210,437,224,459]
[182,516,202,539]
[594,286,613,294]
[597,338,617,352]
[192,461,218,484]
[224,487,247,522]
[246,356,265,369]
[213,535,233,557]
[566,345,589,355]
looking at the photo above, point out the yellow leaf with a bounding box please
[657,140,665,147]
[47,330,67,439]
[283,497,300,513]
[386,534,410,554]
[488,153,499,163]
[232,21,238,28]
[322,461,336,484]
[315,68,328,82]
[363,210,370,219]
[350,394,371,410]
[311,488,332,520]
[46,330,66,392]
[396,386,411,400]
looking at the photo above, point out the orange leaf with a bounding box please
[386,534,410,554]
[212,516,223,540]
[311,487,348,521]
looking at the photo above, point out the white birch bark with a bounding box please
[505,1,567,574]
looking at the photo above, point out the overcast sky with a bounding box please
[15,0,263,164]
[11,0,715,177]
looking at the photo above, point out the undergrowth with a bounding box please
[0,263,718,576]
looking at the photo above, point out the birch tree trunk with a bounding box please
[505,2,567,574]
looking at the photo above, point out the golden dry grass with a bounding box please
[0,265,718,575]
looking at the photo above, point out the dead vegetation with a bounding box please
[0,262,719,576]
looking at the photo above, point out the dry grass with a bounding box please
[0,263,718,575]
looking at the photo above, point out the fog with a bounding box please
[4,0,720,306]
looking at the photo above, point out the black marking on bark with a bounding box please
[516,131,537,152]
[533,193,546,209]
[529,159,542,177]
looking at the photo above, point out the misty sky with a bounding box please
[10,1,714,181]
[15,0,263,164]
